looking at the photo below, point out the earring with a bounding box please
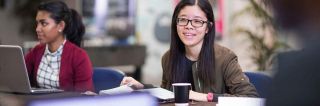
[58,29,62,32]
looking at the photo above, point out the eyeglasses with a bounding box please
[176,18,209,28]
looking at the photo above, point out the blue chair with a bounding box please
[244,72,272,98]
[93,67,125,93]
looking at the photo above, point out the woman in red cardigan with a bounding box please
[25,1,94,92]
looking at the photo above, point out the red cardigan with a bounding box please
[25,41,94,92]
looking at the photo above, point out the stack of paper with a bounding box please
[99,85,134,95]
[99,86,174,100]
[217,97,265,106]
[138,88,174,100]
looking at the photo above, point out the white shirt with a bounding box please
[37,40,66,89]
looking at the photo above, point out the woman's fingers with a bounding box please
[120,77,144,89]
[120,77,129,85]
[121,77,133,85]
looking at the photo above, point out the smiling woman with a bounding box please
[121,0,258,102]
[25,1,94,92]
[176,5,211,60]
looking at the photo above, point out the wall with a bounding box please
[0,0,279,86]
[0,0,25,46]
[136,0,173,86]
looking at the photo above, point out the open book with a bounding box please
[99,85,174,100]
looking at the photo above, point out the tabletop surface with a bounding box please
[0,92,216,106]
[160,102,216,106]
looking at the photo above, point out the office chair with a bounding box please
[93,67,125,93]
[244,72,272,98]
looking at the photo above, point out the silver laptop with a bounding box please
[0,45,63,94]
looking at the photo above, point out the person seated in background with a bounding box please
[121,0,258,102]
[266,0,320,106]
[25,1,94,92]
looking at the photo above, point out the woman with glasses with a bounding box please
[121,0,258,102]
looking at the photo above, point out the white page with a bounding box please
[99,85,134,95]
[138,88,174,100]
[217,97,265,106]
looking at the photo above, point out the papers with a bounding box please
[217,97,265,106]
[138,88,174,100]
[99,86,174,100]
[99,85,134,95]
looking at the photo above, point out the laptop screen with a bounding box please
[28,93,158,106]
[0,45,34,93]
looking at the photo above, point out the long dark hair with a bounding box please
[169,0,216,87]
[37,1,85,47]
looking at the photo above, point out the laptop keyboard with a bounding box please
[31,87,64,93]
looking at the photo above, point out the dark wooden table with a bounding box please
[0,92,85,106]
[160,102,216,106]
[85,45,146,81]
[1,92,216,106]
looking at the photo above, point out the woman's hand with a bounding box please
[81,91,98,96]
[189,90,208,102]
[120,77,144,89]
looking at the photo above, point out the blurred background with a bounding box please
[0,0,297,86]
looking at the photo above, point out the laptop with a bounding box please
[0,45,63,94]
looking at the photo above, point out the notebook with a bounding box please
[0,45,63,94]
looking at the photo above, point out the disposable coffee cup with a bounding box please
[172,83,191,106]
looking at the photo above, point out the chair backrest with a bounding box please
[244,72,272,98]
[93,67,125,93]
